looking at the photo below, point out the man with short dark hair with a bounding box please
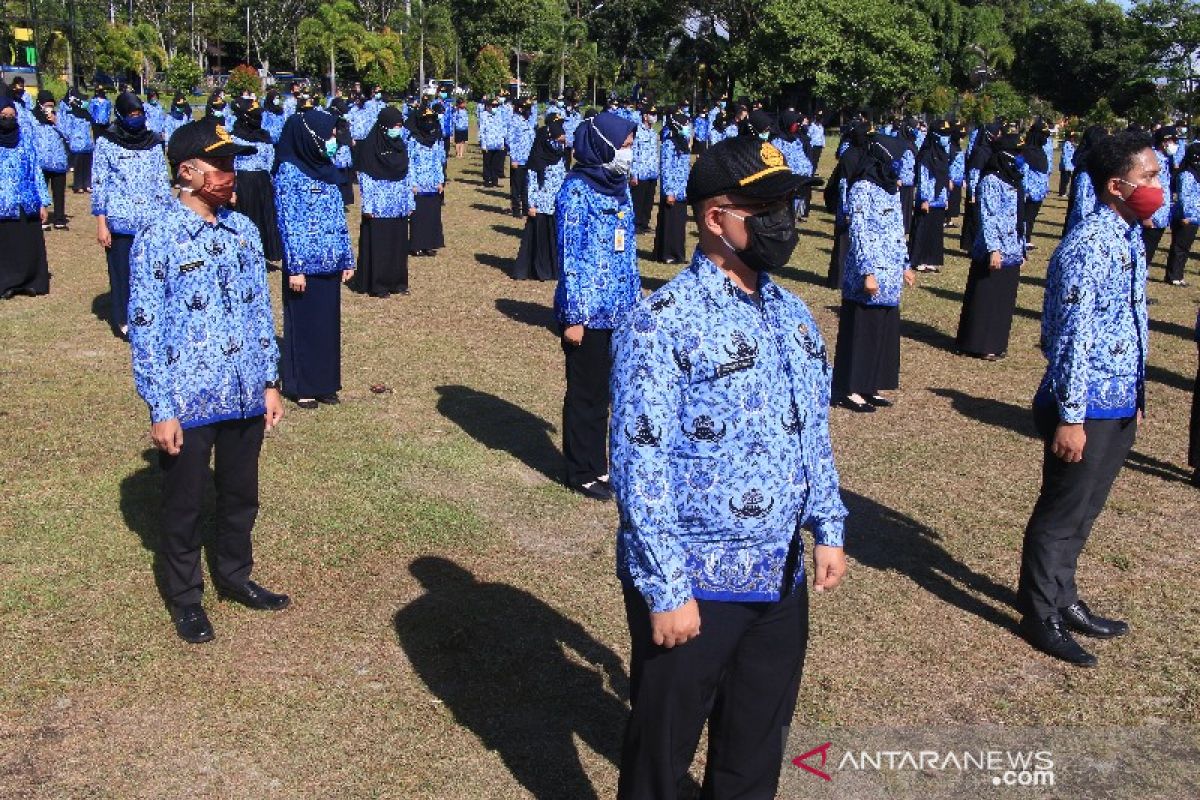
[1019,131,1160,667]
[610,135,846,798]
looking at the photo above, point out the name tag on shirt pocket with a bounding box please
[179,259,205,274]
[714,357,756,378]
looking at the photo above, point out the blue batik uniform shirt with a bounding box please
[90,138,173,235]
[127,199,280,429]
[973,174,1025,266]
[609,248,847,612]
[32,119,69,173]
[272,161,354,275]
[0,130,51,218]
[553,175,640,329]
[1035,205,1148,423]
[844,181,909,306]
[632,123,659,181]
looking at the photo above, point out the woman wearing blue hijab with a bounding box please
[553,111,640,501]
[272,109,355,409]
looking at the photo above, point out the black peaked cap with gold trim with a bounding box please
[687,135,823,203]
[167,116,256,163]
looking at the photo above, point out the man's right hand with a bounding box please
[1051,422,1086,463]
[151,418,184,456]
[97,217,112,249]
[650,598,701,648]
[563,324,585,346]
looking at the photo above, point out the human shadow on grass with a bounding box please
[900,318,959,353]
[393,557,631,800]
[495,298,557,333]
[435,385,561,481]
[491,223,524,238]
[119,449,173,611]
[475,252,514,275]
[470,202,510,216]
[930,387,1195,484]
[841,491,1020,632]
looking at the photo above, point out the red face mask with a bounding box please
[1116,178,1164,222]
[192,168,236,208]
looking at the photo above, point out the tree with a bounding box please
[402,0,458,87]
[357,26,412,92]
[727,0,937,111]
[471,44,510,94]
[129,21,167,93]
[226,63,263,96]
[1133,0,1200,118]
[164,51,203,94]
[297,0,366,96]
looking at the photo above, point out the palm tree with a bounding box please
[298,0,366,97]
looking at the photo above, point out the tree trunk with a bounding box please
[419,28,425,88]
[329,46,336,96]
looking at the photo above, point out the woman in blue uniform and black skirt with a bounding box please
[230,98,284,264]
[513,114,568,280]
[349,106,414,297]
[651,111,692,264]
[406,107,446,257]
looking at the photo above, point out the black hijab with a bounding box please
[101,92,159,151]
[982,133,1024,188]
[406,107,441,148]
[205,91,226,118]
[917,120,951,195]
[232,98,271,143]
[1023,123,1049,173]
[33,91,55,126]
[66,88,93,122]
[526,116,567,186]
[850,133,905,195]
[170,91,192,121]
[353,105,409,181]
[0,96,19,149]
[274,108,344,184]
[664,111,690,154]
[777,110,802,144]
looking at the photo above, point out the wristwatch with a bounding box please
[265,380,282,391]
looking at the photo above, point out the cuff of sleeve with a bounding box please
[813,520,845,548]
[645,581,695,614]
[149,402,178,424]
[1058,406,1086,425]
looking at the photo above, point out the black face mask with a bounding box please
[722,203,799,273]
[0,117,18,134]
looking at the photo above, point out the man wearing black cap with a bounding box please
[609,136,847,798]
[128,118,289,644]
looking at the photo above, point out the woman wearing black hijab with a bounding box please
[272,109,355,408]
[348,106,414,297]
[1021,122,1051,245]
[1062,124,1107,235]
[91,92,172,337]
[328,97,357,206]
[0,94,51,299]
[956,133,1026,360]
[61,88,95,193]
[230,98,284,263]
[513,114,568,280]
[960,122,997,251]
[405,106,447,256]
[1165,142,1200,286]
[162,91,192,145]
[910,119,952,272]
[826,121,870,288]
[651,111,693,264]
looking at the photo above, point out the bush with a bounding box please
[164,54,203,94]
[226,64,262,97]
[471,45,509,98]
[39,75,69,103]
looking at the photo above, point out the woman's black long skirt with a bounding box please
[512,213,559,281]
[652,199,688,264]
[410,193,445,252]
[234,170,284,262]
[831,299,900,397]
[282,270,341,400]
[960,198,979,252]
[899,185,915,235]
[72,150,93,191]
[0,214,50,298]
[349,216,409,296]
[956,254,1021,357]
[826,225,849,289]
[910,206,946,268]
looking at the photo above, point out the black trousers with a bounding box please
[509,164,529,215]
[1164,219,1197,283]
[631,179,657,231]
[1058,170,1072,197]
[159,418,264,610]
[810,146,824,173]
[43,170,67,225]
[71,150,93,191]
[561,327,611,487]
[618,582,809,800]
[105,232,135,333]
[1142,225,1166,268]
[1024,198,1043,242]
[1018,405,1137,621]
[482,149,506,185]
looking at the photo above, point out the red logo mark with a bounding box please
[792,741,833,781]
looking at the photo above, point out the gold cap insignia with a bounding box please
[761,142,785,168]
[205,125,235,152]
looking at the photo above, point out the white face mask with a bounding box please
[608,146,634,176]
[1165,142,1178,156]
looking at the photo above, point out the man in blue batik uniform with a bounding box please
[610,135,848,799]
[1019,131,1161,667]
[129,119,291,644]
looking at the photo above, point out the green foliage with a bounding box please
[226,64,263,97]
[471,45,510,95]
[1084,98,1120,129]
[915,84,957,116]
[164,53,204,95]
[358,27,412,93]
[298,0,368,94]
[728,0,937,110]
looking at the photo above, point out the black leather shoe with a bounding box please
[866,395,893,408]
[1061,600,1129,639]
[295,398,318,410]
[316,393,340,405]
[838,396,876,413]
[173,604,215,644]
[217,580,291,611]
[1020,615,1097,667]
[575,480,614,502]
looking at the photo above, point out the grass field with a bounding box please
[1,137,1198,799]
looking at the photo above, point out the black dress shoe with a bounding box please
[838,396,876,413]
[217,580,291,611]
[295,398,318,410]
[866,395,893,408]
[1020,615,1097,667]
[1061,600,1129,639]
[575,480,614,502]
[173,604,215,644]
[316,393,340,405]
